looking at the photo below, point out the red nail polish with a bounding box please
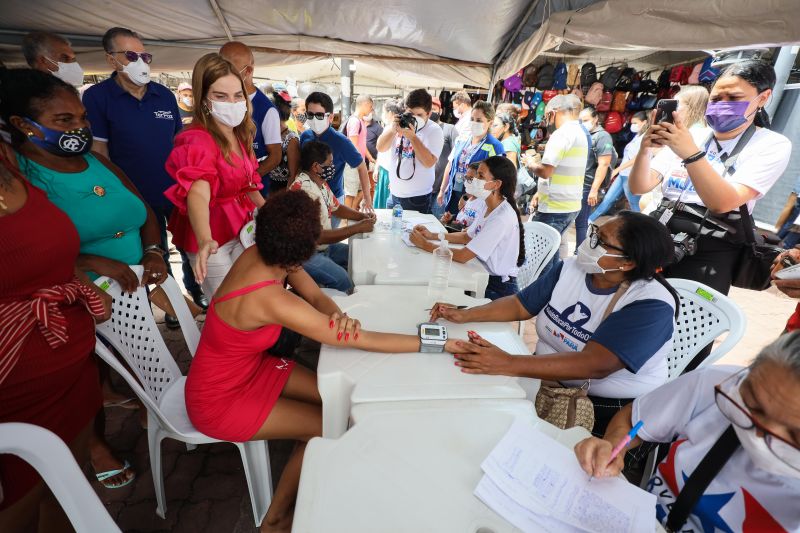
[354,333,359,340]
[337,332,342,341]
[345,333,350,342]
[329,320,334,329]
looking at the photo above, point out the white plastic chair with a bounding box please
[93,266,272,527]
[517,221,561,291]
[665,278,747,378]
[240,219,256,249]
[0,423,121,532]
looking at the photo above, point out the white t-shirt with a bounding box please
[381,121,444,198]
[633,366,800,533]
[248,91,282,147]
[290,172,339,251]
[466,200,520,280]
[455,111,472,138]
[650,126,792,212]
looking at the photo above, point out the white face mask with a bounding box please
[209,100,247,128]
[453,106,463,119]
[581,120,594,131]
[308,117,329,135]
[630,123,642,134]
[47,58,84,87]
[363,113,373,122]
[415,115,427,131]
[120,57,151,86]
[728,386,800,479]
[575,239,626,274]
[470,121,486,137]
[181,96,193,108]
[471,180,494,200]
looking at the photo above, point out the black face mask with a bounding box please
[320,164,335,182]
[430,112,441,123]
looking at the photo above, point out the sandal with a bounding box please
[95,460,136,489]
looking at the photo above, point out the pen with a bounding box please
[425,305,468,311]
[589,421,644,481]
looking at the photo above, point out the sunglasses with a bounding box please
[307,112,330,120]
[109,50,153,64]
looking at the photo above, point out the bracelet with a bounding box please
[143,244,165,257]
[682,151,706,166]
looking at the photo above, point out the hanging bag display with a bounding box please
[580,62,598,90]
[536,63,555,90]
[584,82,604,106]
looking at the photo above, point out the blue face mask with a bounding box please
[25,118,92,157]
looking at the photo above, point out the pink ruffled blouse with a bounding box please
[164,126,262,253]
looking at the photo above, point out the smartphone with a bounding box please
[655,99,678,124]
[775,263,800,280]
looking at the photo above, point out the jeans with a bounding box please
[303,243,353,293]
[531,210,579,277]
[778,198,800,242]
[186,239,245,297]
[389,193,433,214]
[150,204,201,293]
[574,184,593,251]
[588,174,641,223]
[485,276,519,301]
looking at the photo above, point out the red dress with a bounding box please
[185,281,295,442]
[164,126,262,253]
[0,181,102,508]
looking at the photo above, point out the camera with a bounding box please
[398,112,417,130]
[672,232,698,263]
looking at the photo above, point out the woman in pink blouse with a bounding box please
[166,53,265,296]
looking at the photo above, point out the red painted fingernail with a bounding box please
[337,332,342,341]
[345,333,350,342]
[329,320,334,329]
[354,333,359,340]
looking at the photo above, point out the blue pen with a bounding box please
[590,421,644,481]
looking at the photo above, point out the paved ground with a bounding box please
[97,242,795,532]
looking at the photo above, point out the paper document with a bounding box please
[403,217,441,234]
[478,420,656,533]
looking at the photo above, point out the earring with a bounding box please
[26,131,34,137]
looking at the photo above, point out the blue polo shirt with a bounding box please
[82,73,182,208]
[299,126,363,198]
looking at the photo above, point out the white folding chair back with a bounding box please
[666,278,746,379]
[93,267,272,526]
[0,423,121,532]
[517,221,561,291]
[240,219,256,248]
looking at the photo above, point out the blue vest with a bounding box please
[250,90,275,160]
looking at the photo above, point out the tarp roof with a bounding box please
[1,0,799,90]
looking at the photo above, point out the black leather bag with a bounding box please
[732,205,783,291]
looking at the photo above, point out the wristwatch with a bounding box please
[143,244,166,257]
[418,322,448,353]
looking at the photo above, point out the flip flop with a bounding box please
[103,397,139,409]
[95,460,136,489]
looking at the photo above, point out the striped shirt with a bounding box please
[537,120,589,213]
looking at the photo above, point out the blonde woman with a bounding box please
[165,53,265,296]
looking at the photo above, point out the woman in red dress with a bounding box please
[0,143,110,532]
[186,190,462,532]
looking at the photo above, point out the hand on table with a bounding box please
[328,311,361,343]
[408,228,431,249]
[354,216,376,234]
[360,198,375,215]
[452,331,517,375]
[441,212,453,224]
[141,252,168,286]
[574,436,624,478]
[429,302,469,323]
[413,225,436,240]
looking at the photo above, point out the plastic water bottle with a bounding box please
[391,203,403,234]
[428,233,453,299]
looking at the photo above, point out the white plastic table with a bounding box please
[349,210,490,297]
[293,400,590,533]
[319,285,534,438]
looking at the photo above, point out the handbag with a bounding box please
[732,203,783,290]
[534,282,630,431]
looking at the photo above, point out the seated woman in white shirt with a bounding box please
[432,211,678,436]
[576,333,800,533]
[410,156,524,300]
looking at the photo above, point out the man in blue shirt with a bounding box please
[82,27,207,315]
[300,92,373,214]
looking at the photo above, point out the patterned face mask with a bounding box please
[321,164,335,182]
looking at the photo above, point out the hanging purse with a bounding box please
[732,204,783,290]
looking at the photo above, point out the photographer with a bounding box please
[376,89,444,214]
[629,60,792,295]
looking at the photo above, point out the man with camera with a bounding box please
[376,89,444,214]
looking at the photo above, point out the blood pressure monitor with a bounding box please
[418,322,448,353]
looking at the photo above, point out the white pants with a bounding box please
[186,239,245,297]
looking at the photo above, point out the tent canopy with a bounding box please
[1,0,799,90]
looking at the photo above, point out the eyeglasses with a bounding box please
[108,50,153,64]
[588,224,627,255]
[715,369,800,472]
[307,112,330,120]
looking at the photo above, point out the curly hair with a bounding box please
[255,190,321,269]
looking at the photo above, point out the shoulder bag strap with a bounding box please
[718,124,758,245]
[601,280,630,321]
[665,425,740,532]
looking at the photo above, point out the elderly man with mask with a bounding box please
[219,41,282,189]
[22,31,84,87]
[82,27,207,318]
[176,81,194,124]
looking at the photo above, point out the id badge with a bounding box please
[658,208,674,226]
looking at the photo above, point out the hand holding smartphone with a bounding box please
[655,99,678,125]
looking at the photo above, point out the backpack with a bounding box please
[600,66,624,91]
[584,82,604,106]
[604,111,624,134]
[615,67,637,91]
[535,100,546,122]
[580,62,598,89]
[503,70,524,93]
[536,63,555,90]
[657,69,671,89]
[611,91,628,113]
[687,62,703,85]
[699,57,721,83]
[523,64,539,87]
[669,65,691,85]
[639,94,658,109]
[639,72,658,94]
[567,64,580,87]
[553,62,568,89]
[542,89,558,103]
[630,71,643,92]
[596,90,613,112]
